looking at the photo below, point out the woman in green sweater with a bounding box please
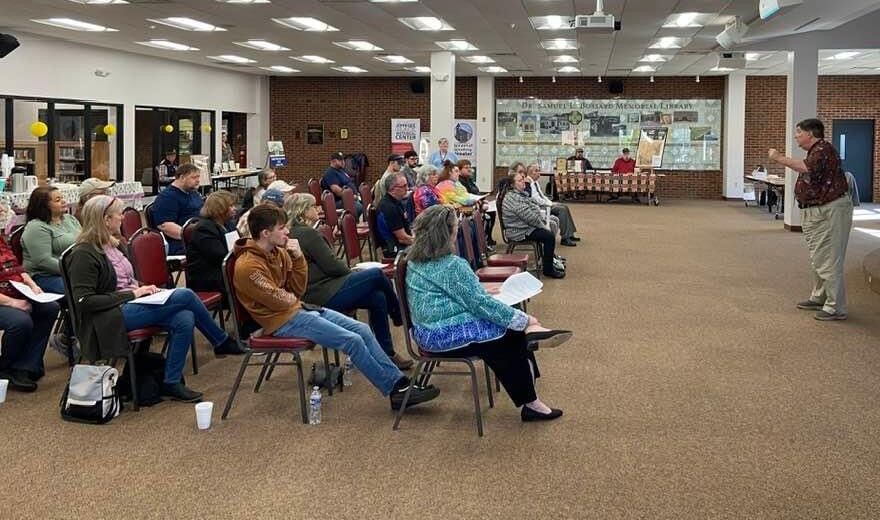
[22,186,81,294]
[285,193,412,370]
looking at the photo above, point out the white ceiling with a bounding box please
[1,0,879,77]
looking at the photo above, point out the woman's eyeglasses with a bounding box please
[103,197,118,217]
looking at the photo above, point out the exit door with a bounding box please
[832,119,874,203]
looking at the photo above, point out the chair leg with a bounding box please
[483,362,495,409]
[265,352,280,381]
[127,350,140,412]
[333,349,342,392]
[190,340,199,375]
[466,359,484,437]
[254,353,274,392]
[294,353,308,424]
[321,347,334,396]
[221,351,252,419]
[392,360,425,431]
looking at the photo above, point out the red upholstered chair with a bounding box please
[472,207,528,272]
[308,178,322,201]
[459,216,521,283]
[121,207,143,241]
[340,211,393,278]
[180,217,199,254]
[220,250,316,423]
[365,204,394,264]
[391,252,495,437]
[315,221,335,248]
[358,182,373,211]
[342,186,372,258]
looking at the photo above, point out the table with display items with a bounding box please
[210,168,263,191]
[552,170,664,206]
[745,174,785,219]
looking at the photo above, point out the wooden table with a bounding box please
[745,175,785,219]
[211,168,262,191]
[554,171,665,206]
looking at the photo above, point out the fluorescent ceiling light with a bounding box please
[148,17,226,31]
[66,0,128,4]
[478,66,507,73]
[540,39,577,50]
[272,17,338,31]
[234,40,289,51]
[632,65,656,72]
[710,66,734,71]
[662,12,709,28]
[639,54,669,62]
[405,66,431,73]
[462,55,495,64]
[136,40,199,51]
[208,55,257,64]
[333,40,383,51]
[292,55,335,64]
[825,51,860,60]
[649,37,687,49]
[398,17,454,31]
[552,55,578,63]
[557,66,580,73]
[529,16,572,30]
[435,40,478,51]
[745,52,765,61]
[374,55,413,64]
[370,0,418,2]
[32,18,118,32]
[331,66,368,73]
[260,65,299,73]
[217,0,271,3]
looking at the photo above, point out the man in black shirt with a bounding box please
[566,148,593,172]
[376,173,413,258]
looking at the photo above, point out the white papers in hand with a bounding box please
[352,261,388,271]
[469,193,488,202]
[167,255,186,262]
[491,272,543,306]
[485,200,497,213]
[10,281,65,303]
[131,288,176,305]
[225,230,240,251]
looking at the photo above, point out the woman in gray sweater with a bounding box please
[500,173,565,279]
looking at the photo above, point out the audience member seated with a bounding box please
[376,173,414,258]
[0,232,60,392]
[412,165,441,216]
[400,150,419,187]
[501,172,565,279]
[436,161,476,207]
[405,205,570,422]
[241,169,276,211]
[428,137,459,168]
[232,204,439,410]
[285,193,412,369]
[508,163,561,240]
[76,178,115,219]
[152,163,204,255]
[185,190,237,294]
[322,151,362,218]
[567,147,594,172]
[610,147,639,203]
[68,196,247,403]
[526,163,579,246]
[373,154,405,202]
[236,189,287,239]
[156,149,178,186]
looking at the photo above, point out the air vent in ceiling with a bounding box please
[794,17,821,32]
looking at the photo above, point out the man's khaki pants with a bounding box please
[800,195,854,315]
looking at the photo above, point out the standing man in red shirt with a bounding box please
[609,148,638,202]
[769,118,853,321]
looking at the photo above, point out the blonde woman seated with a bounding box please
[405,204,571,422]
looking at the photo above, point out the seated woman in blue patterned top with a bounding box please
[404,204,571,422]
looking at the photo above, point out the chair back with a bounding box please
[321,190,339,229]
[495,186,511,244]
[129,228,171,288]
[341,187,358,220]
[339,211,362,265]
[358,182,373,210]
[222,249,256,343]
[308,178,322,201]
[392,252,421,359]
[457,216,478,268]
[181,217,199,253]
[143,202,157,229]
[9,225,24,265]
[316,221,335,248]
[471,207,489,259]
[121,207,143,240]
[365,203,384,258]
[59,245,82,340]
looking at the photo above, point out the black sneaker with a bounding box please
[560,238,577,247]
[0,369,37,392]
[160,382,203,402]
[214,338,249,357]
[390,384,440,410]
[543,269,566,279]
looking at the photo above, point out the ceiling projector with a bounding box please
[716,17,748,49]
[759,0,804,20]
[575,0,620,32]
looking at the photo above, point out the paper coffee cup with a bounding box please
[0,379,8,403]
[195,401,213,430]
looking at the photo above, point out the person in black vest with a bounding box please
[185,191,237,295]
[156,149,177,186]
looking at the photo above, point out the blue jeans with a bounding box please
[32,274,73,337]
[323,269,401,357]
[121,288,228,384]
[274,308,403,395]
[0,301,60,376]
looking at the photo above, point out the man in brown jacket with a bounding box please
[233,205,439,409]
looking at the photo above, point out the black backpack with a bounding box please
[118,351,184,407]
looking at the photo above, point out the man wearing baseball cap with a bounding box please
[373,154,405,202]
[610,148,638,202]
[566,147,594,172]
[76,178,116,218]
[321,152,361,218]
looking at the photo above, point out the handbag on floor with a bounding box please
[60,364,121,424]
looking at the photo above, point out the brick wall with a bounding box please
[269,77,476,186]
[494,76,726,199]
[745,76,787,177]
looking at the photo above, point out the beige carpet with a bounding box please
[3,200,880,519]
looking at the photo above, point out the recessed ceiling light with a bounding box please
[709,66,735,72]
[435,40,478,51]
[333,40,383,51]
[331,66,368,73]
[272,17,338,31]
[260,65,299,73]
[234,40,289,51]
[398,17,454,31]
[66,0,128,4]
[208,55,257,64]
[374,55,413,64]
[292,55,335,64]
[32,18,118,32]
[147,17,226,32]
[745,52,765,61]
[639,54,669,62]
[529,15,573,30]
[662,12,709,28]
[405,66,431,73]
[540,39,577,50]
[136,40,199,51]
[825,51,860,60]
[478,66,507,73]
[462,55,495,64]
[557,66,580,73]
[217,0,271,3]
[632,65,656,72]
[649,37,688,49]
[552,55,579,63]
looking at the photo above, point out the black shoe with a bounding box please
[214,338,249,357]
[390,384,441,410]
[571,236,581,242]
[389,310,403,328]
[160,382,203,402]
[0,369,37,392]
[390,354,414,370]
[560,238,577,247]
[487,239,497,247]
[525,329,573,349]
[521,406,563,422]
[543,269,566,279]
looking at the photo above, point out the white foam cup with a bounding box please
[195,401,213,430]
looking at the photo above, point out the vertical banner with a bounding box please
[452,119,477,164]
[391,118,421,155]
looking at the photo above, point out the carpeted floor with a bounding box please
[3,200,880,519]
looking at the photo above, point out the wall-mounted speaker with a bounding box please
[608,79,624,94]
[409,78,426,94]
[0,34,20,59]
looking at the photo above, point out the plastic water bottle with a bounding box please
[342,356,355,387]
[308,386,322,425]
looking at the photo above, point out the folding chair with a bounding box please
[472,207,528,272]
[339,211,394,278]
[391,252,494,437]
[307,178,322,201]
[358,182,373,211]
[342,187,372,259]
[121,207,143,241]
[181,218,226,326]
[458,216,521,283]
